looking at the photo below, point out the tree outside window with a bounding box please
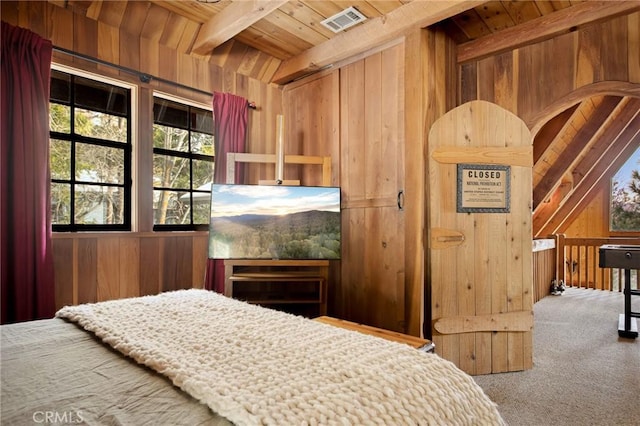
[611,147,640,232]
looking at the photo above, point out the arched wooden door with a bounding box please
[428,100,534,375]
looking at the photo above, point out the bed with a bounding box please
[1,289,505,425]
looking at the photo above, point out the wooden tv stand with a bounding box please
[224,259,329,316]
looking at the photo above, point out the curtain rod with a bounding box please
[52,46,257,109]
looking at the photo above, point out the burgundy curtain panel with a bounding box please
[205,92,248,293]
[1,22,56,324]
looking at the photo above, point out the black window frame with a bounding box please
[49,69,132,232]
[152,96,214,232]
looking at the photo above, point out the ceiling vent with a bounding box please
[321,6,367,33]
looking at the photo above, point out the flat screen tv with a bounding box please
[208,184,341,260]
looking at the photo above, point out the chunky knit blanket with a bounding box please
[56,289,505,426]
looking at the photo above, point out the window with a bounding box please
[153,96,214,230]
[50,69,132,231]
[610,147,640,232]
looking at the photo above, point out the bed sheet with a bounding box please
[1,318,232,426]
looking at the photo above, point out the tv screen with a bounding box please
[208,184,341,260]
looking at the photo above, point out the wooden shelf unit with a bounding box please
[224,259,330,317]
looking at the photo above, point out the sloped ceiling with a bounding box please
[532,95,640,236]
[48,1,640,236]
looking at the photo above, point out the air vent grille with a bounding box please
[320,6,367,33]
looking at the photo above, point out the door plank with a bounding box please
[434,311,534,333]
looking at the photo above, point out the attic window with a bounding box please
[321,6,367,33]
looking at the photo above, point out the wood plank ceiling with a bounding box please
[50,0,640,237]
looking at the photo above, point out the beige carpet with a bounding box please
[473,287,640,426]
[57,289,505,426]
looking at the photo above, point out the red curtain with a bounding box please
[204,92,248,293]
[1,22,56,323]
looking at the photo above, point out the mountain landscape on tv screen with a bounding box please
[209,209,340,260]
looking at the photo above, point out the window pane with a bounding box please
[50,70,70,104]
[192,159,213,188]
[154,98,188,128]
[50,104,71,133]
[75,108,127,143]
[75,185,124,225]
[76,143,124,184]
[50,139,71,180]
[75,76,128,116]
[51,183,71,224]
[191,131,214,155]
[191,108,213,134]
[154,190,190,225]
[153,154,190,189]
[193,194,211,225]
[153,124,189,151]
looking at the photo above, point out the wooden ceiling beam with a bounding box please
[570,99,639,187]
[534,101,640,237]
[192,0,288,55]
[532,96,623,207]
[270,0,485,85]
[532,179,571,238]
[532,102,588,190]
[457,1,640,64]
[533,105,578,163]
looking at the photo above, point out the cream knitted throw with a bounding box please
[56,289,505,426]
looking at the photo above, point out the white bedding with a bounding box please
[55,289,505,425]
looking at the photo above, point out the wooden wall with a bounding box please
[407,28,458,337]
[460,12,640,125]
[281,42,410,330]
[337,41,407,332]
[564,184,611,238]
[2,1,284,306]
[52,233,207,309]
[281,71,340,187]
[279,28,453,336]
[281,71,342,314]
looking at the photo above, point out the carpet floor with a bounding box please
[473,287,640,426]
